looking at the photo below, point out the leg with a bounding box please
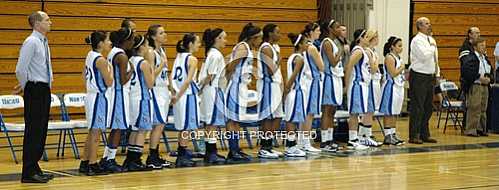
[408,72,425,142]
[465,85,479,136]
[420,80,435,140]
[204,125,225,164]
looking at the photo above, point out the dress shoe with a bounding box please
[21,174,49,183]
[466,133,479,137]
[39,173,54,180]
[478,131,489,136]
[422,138,437,143]
[408,139,423,144]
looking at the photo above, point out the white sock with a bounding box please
[367,127,373,137]
[358,124,365,137]
[107,148,117,160]
[349,130,358,141]
[391,128,396,135]
[297,132,304,147]
[328,128,334,142]
[103,146,110,159]
[384,128,392,135]
[288,134,296,142]
[206,137,217,144]
[321,130,328,143]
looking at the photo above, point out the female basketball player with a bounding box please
[282,33,308,157]
[380,36,406,146]
[171,33,201,167]
[299,22,324,153]
[100,27,135,173]
[358,29,383,147]
[123,35,156,172]
[256,23,284,159]
[225,23,262,163]
[145,24,174,169]
[199,28,227,164]
[318,19,343,153]
[79,31,113,176]
[344,29,371,151]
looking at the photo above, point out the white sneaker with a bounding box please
[320,144,338,153]
[285,146,306,157]
[258,149,279,159]
[302,144,322,154]
[347,139,369,150]
[270,149,284,157]
[359,136,382,147]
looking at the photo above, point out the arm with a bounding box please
[308,45,324,72]
[411,37,436,64]
[140,60,155,89]
[367,50,379,74]
[95,57,114,87]
[116,53,133,85]
[284,56,304,96]
[384,55,403,78]
[175,56,198,100]
[15,38,36,90]
[323,40,341,67]
[344,50,363,86]
[261,46,277,76]
[225,45,247,80]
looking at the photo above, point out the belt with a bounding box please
[27,81,49,87]
[410,70,435,77]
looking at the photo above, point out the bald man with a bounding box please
[15,11,54,183]
[408,17,439,144]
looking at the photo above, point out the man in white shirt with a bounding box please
[408,17,439,144]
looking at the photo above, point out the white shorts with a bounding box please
[173,93,200,131]
[85,92,111,129]
[151,87,170,125]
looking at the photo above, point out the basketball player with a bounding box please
[199,28,227,164]
[99,27,135,173]
[171,33,201,167]
[282,33,308,157]
[256,23,284,159]
[79,31,113,176]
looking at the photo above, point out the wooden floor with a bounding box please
[1,114,499,190]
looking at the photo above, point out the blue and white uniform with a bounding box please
[379,53,405,115]
[302,42,323,116]
[257,42,284,120]
[225,42,254,122]
[108,47,131,129]
[347,45,371,114]
[129,56,153,131]
[84,51,111,129]
[199,48,226,126]
[151,48,170,125]
[284,53,306,123]
[367,48,382,112]
[172,52,200,130]
[320,37,343,106]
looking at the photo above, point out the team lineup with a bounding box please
[80,18,408,175]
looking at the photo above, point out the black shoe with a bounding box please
[86,163,108,176]
[158,157,173,168]
[100,158,123,173]
[175,156,196,168]
[478,131,489,136]
[146,155,164,170]
[422,138,437,143]
[39,172,54,180]
[226,150,252,164]
[408,139,423,144]
[204,153,226,165]
[21,174,49,183]
[124,159,151,172]
[79,160,89,173]
[466,133,480,137]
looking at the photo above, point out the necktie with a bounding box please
[43,38,53,86]
[428,36,438,75]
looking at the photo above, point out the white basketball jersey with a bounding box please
[286,53,304,89]
[351,45,371,83]
[85,51,107,93]
[108,47,131,90]
[198,48,225,88]
[172,52,198,95]
[230,42,253,84]
[154,48,169,88]
[129,56,152,100]
[257,42,282,83]
[320,38,344,77]
[367,48,382,80]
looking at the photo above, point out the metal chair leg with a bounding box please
[5,130,19,164]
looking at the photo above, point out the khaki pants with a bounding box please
[465,84,489,135]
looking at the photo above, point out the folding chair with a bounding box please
[0,95,26,164]
[49,94,79,159]
[438,81,465,134]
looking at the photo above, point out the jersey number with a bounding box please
[173,67,183,82]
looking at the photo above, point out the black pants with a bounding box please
[22,82,51,178]
[409,70,435,140]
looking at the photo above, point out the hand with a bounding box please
[480,77,490,85]
[343,45,350,53]
[171,96,177,105]
[13,84,22,95]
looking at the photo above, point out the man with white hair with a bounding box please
[15,11,54,183]
[408,17,439,144]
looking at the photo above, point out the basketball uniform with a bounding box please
[151,48,170,125]
[257,42,284,120]
[284,53,306,123]
[320,37,343,106]
[108,47,131,129]
[302,42,323,116]
[199,48,226,126]
[347,46,371,114]
[84,51,111,129]
[129,56,153,131]
[367,48,382,112]
[172,52,200,131]
[379,53,405,115]
[225,42,254,122]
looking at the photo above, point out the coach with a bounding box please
[15,11,54,183]
[408,17,439,144]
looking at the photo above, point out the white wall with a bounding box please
[368,0,410,64]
